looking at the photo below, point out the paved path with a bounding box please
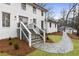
[33,32,73,53]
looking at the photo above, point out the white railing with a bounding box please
[20,21,32,47]
[28,23,46,43]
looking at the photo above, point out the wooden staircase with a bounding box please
[29,29,43,45]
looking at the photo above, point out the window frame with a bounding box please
[41,21,44,30]
[49,22,52,28]
[2,12,10,27]
[33,7,37,14]
[21,3,26,10]
[41,11,44,16]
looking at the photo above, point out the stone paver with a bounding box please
[33,32,73,53]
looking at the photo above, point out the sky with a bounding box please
[45,3,73,19]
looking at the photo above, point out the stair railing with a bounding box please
[20,21,32,47]
[28,23,46,43]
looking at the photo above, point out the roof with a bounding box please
[29,3,48,12]
[47,20,58,24]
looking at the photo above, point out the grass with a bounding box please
[0,53,9,56]
[28,35,79,56]
[47,35,62,43]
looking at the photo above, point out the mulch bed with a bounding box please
[47,32,63,36]
[0,39,36,56]
[68,33,79,40]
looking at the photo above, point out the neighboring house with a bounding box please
[46,20,57,33]
[65,27,77,34]
[0,3,48,47]
[58,26,77,34]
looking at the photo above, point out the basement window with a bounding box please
[2,12,10,27]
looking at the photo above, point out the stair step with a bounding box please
[32,38,42,42]
[32,40,43,45]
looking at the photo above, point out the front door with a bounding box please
[19,16,28,25]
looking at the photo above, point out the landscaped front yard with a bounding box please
[0,33,79,56]
[27,34,79,56]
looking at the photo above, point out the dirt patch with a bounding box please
[0,38,36,56]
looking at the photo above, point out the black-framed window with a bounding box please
[33,7,36,14]
[2,12,10,27]
[21,3,26,10]
[41,21,44,29]
[33,18,36,28]
[55,23,56,28]
[49,22,52,28]
[41,11,44,16]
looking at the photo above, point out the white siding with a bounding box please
[0,3,46,39]
[47,22,57,33]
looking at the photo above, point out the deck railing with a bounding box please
[20,21,32,47]
[28,23,45,43]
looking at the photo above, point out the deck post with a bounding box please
[44,31,46,43]
[29,33,31,47]
[20,22,22,40]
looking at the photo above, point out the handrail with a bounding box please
[28,23,45,43]
[20,21,31,34]
[29,23,45,33]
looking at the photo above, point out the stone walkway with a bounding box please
[33,32,73,53]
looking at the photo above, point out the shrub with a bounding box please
[0,51,3,53]
[9,37,11,40]
[14,44,19,50]
[9,42,12,45]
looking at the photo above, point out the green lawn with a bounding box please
[48,35,62,43]
[28,35,79,56]
[0,53,9,56]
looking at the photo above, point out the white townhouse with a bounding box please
[0,3,48,47]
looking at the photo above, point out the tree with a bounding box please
[58,8,67,31]
[66,3,79,36]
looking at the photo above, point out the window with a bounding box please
[19,16,28,24]
[41,11,44,16]
[2,12,10,27]
[21,3,26,10]
[33,18,36,28]
[49,22,52,28]
[33,7,36,14]
[41,21,44,29]
[33,18,36,24]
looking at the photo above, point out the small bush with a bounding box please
[9,37,11,40]
[9,42,12,45]
[14,44,19,50]
[0,51,3,53]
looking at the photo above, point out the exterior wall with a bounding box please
[0,3,46,39]
[46,22,57,33]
